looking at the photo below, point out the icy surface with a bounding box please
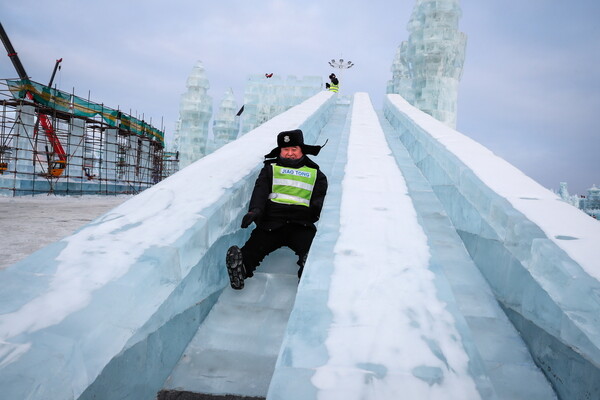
[1,89,597,399]
[312,93,479,398]
[377,107,556,400]
[384,93,600,400]
[164,248,299,398]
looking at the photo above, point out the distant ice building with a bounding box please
[557,182,600,220]
[173,61,213,169]
[388,0,467,128]
[209,88,240,153]
[240,74,322,135]
[580,184,600,219]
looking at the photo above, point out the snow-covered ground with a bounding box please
[0,195,131,270]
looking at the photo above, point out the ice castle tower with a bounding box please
[173,61,213,169]
[209,88,240,152]
[388,0,467,128]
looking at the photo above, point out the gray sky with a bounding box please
[1,1,598,194]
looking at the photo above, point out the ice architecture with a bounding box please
[240,74,322,135]
[208,88,240,152]
[579,184,600,219]
[388,0,467,128]
[173,61,213,169]
[0,91,599,400]
[388,42,414,103]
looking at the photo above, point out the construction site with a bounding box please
[0,23,178,197]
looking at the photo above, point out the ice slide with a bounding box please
[1,91,599,399]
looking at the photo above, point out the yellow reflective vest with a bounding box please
[268,164,317,207]
[328,83,339,93]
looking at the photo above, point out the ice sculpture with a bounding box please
[388,0,466,128]
[209,88,240,153]
[557,182,579,207]
[173,61,213,169]
[240,74,322,135]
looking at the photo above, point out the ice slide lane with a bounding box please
[159,248,302,399]
[159,100,352,399]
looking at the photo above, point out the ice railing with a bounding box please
[0,91,336,400]
[383,94,600,400]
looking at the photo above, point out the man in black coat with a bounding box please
[226,129,328,290]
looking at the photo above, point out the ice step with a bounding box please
[161,248,300,399]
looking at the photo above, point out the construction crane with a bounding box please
[0,21,67,177]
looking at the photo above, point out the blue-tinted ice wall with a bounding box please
[383,94,600,400]
[0,91,336,400]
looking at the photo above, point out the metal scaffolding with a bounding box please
[0,80,177,196]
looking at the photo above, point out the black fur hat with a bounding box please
[264,129,324,158]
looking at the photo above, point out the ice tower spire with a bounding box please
[388,0,466,128]
[173,61,213,169]
[210,88,240,152]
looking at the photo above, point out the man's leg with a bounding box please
[227,227,281,290]
[285,225,316,279]
[241,227,283,277]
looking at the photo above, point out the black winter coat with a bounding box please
[248,155,328,231]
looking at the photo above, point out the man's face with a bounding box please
[280,146,303,160]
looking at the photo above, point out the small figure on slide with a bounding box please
[325,73,339,92]
[226,129,328,290]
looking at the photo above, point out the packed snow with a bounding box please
[311,93,480,399]
[0,195,130,270]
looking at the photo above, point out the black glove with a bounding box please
[241,210,260,229]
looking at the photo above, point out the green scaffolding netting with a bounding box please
[6,79,165,146]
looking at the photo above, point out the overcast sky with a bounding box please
[1,1,598,194]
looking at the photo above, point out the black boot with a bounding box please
[226,246,246,290]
